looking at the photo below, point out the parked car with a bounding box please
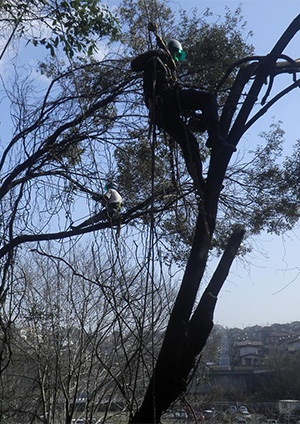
[194,411,206,421]
[228,406,238,415]
[204,409,215,419]
[173,410,189,419]
[235,417,247,424]
[241,411,252,421]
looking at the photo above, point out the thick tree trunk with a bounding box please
[130,227,245,423]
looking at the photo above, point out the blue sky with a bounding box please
[168,1,300,328]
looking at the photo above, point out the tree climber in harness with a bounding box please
[131,24,234,192]
[71,182,123,230]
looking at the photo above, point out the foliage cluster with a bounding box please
[1,0,119,57]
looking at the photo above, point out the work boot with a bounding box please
[187,114,208,133]
[206,135,236,151]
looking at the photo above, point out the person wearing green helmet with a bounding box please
[167,38,187,63]
[131,37,234,192]
[71,182,123,230]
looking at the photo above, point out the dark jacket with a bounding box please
[131,49,177,106]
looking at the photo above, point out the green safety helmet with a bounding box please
[167,39,186,62]
[105,181,117,191]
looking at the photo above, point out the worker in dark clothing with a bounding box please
[71,182,123,230]
[131,38,232,192]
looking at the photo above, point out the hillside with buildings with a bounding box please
[228,321,300,368]
[194,322,300,401]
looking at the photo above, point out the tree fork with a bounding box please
[130,227,245,423]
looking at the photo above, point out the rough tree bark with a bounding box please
[130,13,300,424]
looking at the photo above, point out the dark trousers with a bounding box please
[73,204,121,229]
[153,87,221,191]
[163,87,221,134]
